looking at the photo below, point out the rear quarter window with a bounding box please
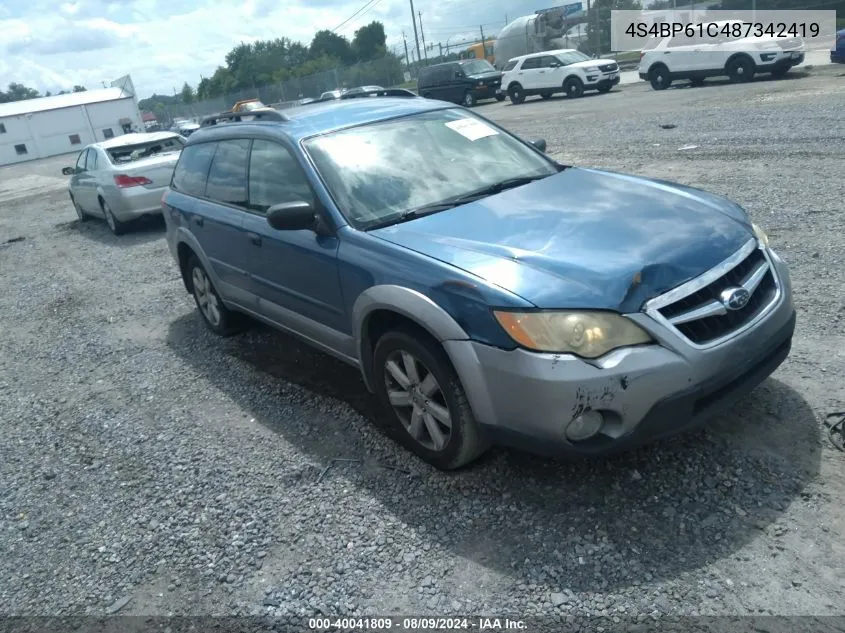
[171,142,217,198]
[204,139,251,207]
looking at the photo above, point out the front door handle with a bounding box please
[247,232,262,247]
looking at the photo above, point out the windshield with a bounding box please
[555,50,591,65]
[303,108,558,229]
[460,60,496,74]
[107,135,185,164]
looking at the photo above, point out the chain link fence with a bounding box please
[156,56,407,125]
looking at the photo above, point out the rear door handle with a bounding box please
[247,232,262,247]
[193,216,204,227]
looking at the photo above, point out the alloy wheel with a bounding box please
[383,350,452,451]
[192,266,222,327]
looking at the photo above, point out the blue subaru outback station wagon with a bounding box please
[162,89,796,470]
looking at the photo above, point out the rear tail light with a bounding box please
[114,174,152,188]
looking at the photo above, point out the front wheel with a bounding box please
[508,83,525,105]
[727,56,754,83]
[373,327,488,470]
[563,77,584,98]
[186,255,243,337]
[462,91,476,107]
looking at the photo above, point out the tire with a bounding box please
[726,55,754,83]
[563,76,584,98]
[373,326,489,470]
[690,77,705,87]
[540,92,553,100]
[508,83,525,105]
[186,254,243,337]
[462,91,476,107]
[649,65,671,90]
[494,93,505,102]
[70,194,86,222]
[101,199,126,235]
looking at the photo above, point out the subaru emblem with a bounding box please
[720,287,751,311]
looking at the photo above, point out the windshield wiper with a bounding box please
[364,174,553,231]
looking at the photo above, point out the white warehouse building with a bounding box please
[0,75,143,167]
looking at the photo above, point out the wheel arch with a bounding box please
[506,81,523,92]
[725,52,755,71]
[173,229,220,295]
[352,285,469,393]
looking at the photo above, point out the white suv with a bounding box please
[500,49,621,104]
[638,20,805,90]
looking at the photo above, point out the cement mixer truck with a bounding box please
[493,3,589,69]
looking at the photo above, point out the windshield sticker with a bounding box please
[445,118,499,141]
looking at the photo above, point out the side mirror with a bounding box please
[549,62,561,68]
[266,200,316,231]
[62,167,75,176]
[529,138,547,152]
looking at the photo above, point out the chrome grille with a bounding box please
[647,242,779,347]
[599,63,618,72]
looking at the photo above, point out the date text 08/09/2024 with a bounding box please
[624,20,821,39]
[308,617,528,630]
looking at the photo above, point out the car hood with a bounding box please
[467,70,503,80]
[370,168,754,312]
[570,58,618,69]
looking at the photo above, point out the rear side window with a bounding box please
[503,59,518,71]
[204,138,251,207]
[171,142,217,197]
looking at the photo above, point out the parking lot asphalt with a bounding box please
[1,66,844,624]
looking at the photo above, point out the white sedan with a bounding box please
[62,132,185,235]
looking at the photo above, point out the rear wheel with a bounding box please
[508,83,525,104]
[186,254,243,336]
[373,327,489,470]
[101,199,126,235]
[462,91,476,107]
[563,76,584,98]
[727,56,754,83]
[649,65,671,90]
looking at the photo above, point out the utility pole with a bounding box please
[479,25,486,58]
[418,11,429,61]
[438,42,443,60]
[402,31,411,69]
[409,0,422,70]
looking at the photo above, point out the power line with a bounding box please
[332,0,385,32]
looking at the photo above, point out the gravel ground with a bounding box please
[1,66,844,629]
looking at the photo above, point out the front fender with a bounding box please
[352,285,470,391]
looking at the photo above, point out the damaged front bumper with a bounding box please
[444,248,796,457]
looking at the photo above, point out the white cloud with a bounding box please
[0,0,518,97]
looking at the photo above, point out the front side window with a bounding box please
[520,57,541,70]
[248,140,313,214]
[555,51,591,65]
[460,60,495,74]
[75,150,88,171]
[204,138,250,207]
[171,142,217,197]
[303,108,558,230]
[87,150,98,171]
[503,59,518,71]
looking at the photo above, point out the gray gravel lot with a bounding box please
[1,67,844,628]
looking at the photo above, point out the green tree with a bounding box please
[72,85,86,92]
[1,82,41,103]
[310,30,354,64]
[180,82,195,104]
[352,21,387,62]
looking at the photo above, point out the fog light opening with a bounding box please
[565,410,605,442]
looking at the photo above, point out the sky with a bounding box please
[0,0,550,99]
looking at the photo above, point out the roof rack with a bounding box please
[200,109,289,127]
[340,88,418,100]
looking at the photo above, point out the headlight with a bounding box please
[493,310,652,358]
[585,66,600,73]
[752,222,769,247]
